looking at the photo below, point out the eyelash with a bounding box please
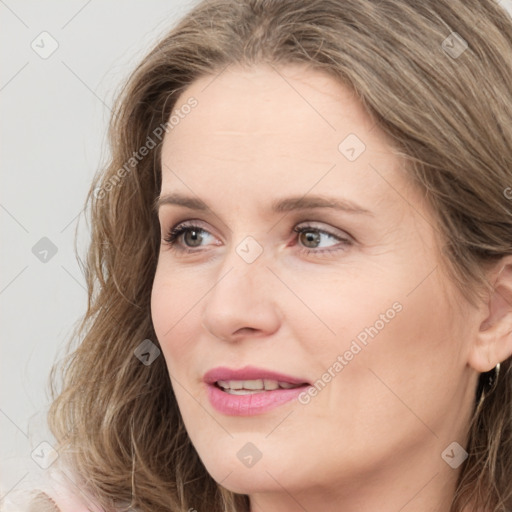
[162,221,353,256]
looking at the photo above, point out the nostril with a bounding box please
[233,327,258,336]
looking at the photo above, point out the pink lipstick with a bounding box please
[203,365,310,416]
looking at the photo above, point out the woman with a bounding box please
[7,0,512,510]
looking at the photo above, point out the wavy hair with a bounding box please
[47,1,512,510]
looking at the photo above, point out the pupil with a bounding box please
[301,231,320,248]
[185,229,202,247]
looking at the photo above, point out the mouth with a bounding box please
[203,365,310,388]
[203,366,311,415]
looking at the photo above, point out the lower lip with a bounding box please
[206,383,309,416]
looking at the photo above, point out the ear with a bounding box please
[468,256,512,373]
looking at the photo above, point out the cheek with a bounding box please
[342,279,462,432]
[288,262,464,432]
[282,265,405,367]
[150,267,200,371]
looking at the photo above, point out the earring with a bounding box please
[485,362,501,396]
[476,363,501,409]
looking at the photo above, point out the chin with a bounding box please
[197,444,293,494]
[213,464,300,496]
[216,471,273,495]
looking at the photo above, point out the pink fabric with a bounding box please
[1,469,106,512]
[42,472,105,512]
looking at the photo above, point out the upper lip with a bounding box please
[203,365,310,385]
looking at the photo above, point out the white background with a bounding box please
[1,0,512,503]
[0,0,195,500]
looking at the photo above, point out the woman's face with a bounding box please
[151,64,480,509]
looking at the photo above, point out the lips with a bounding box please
[203,366,311,416]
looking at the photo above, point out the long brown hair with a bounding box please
[47,1,512,510]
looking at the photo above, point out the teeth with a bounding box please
[216,379,302,393]
[245,379,264,390]
[263,379,279,390]
[217,380,243,390]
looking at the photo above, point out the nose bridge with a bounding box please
[216,228,269,284]
[211,236,269,303]
[201,235,281,341]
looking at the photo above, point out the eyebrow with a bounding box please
[154,192,374,216]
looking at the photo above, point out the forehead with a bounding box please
[163,64,380,153]
[159,64,411,211]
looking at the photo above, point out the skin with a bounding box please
[150,63,512,512]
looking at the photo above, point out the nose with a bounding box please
[201,247,281,343]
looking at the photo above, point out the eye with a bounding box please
[162,221,219,254]
[293,224,353,254]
